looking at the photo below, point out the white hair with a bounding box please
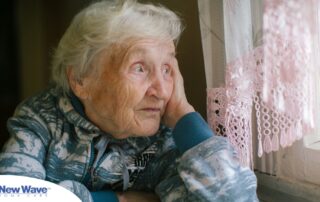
[51,0,184,93]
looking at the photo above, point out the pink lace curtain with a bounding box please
[207,0,317,168]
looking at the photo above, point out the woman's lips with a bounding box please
[141,108,161,112]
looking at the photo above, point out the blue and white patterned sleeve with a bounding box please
[155,112,259,202]
[0,104,48,179]
[59,180,94,202]
[0,103,94,202]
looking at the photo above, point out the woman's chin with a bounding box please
[134,124,160,137]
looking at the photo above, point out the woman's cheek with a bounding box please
[165,80,174,101]
[113,83,137,123]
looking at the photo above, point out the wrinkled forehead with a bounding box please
[125,39,176,58]
[105,38,176,66]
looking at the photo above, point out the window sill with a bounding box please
[256,172,320,202]
[303,133,320,151]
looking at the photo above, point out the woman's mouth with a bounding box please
[141,108,161,112]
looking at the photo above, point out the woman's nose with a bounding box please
[146,71,169,99]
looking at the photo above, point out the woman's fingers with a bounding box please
[163,63,194,127]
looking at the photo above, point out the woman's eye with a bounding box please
[133,63,145,73]
[162,65,171,75]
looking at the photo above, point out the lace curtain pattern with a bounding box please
[206,0,317,167]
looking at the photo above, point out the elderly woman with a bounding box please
[0,0,258,202]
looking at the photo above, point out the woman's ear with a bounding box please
[67,67,89,99]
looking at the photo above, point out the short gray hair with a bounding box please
[51,0,184,93]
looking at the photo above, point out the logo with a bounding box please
[0,185,48,195]
[0,175,81,202]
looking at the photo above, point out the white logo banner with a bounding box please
[0,175,81,202]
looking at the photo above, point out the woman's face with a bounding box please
[79,39,176,138]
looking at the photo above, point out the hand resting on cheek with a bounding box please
[162,60,195,128]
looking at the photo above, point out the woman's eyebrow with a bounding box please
[124,49,145,61]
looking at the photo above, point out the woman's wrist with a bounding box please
[165,104,195,128]
[172,112,213,153]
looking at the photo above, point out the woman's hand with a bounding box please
[162,60,195,128]
[116,191,160,202]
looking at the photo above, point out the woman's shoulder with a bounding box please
[12,87,64,122]
[7,87,64,145]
